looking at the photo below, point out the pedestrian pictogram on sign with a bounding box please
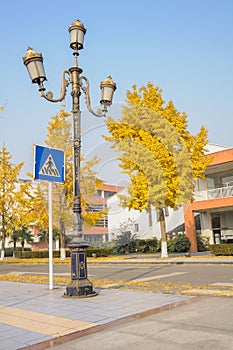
[34,145,65,183]
[39,154,60,177]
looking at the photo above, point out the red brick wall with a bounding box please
[184,202,197,252]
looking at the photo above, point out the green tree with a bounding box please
[0,147,24,260]
[10,227,34,251]
[105,83,211,257]
[38,227,60,244]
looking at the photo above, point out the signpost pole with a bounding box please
[34,145,65,291]
[48,182,53,290]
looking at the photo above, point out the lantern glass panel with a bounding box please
[102,86,114,104]
[27,60,46,83]
[70,28,84,49]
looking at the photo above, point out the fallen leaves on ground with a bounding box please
[0,273,232,297]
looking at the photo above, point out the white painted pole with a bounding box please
[48,182,53,290]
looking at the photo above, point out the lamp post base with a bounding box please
[65,241,97,298]
[64,278,98,298]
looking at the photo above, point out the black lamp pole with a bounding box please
[23,19,116,297]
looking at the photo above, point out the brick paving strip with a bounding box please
[0,281,192,349]
[0,305,96,337]
[21,297,201,350]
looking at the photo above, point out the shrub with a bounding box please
[113,236,159,255]
[197,235,209,252]
[173,235,191,253]
[14,250,61,259]
[13,248,112,259]
[167,239,176,253]
[113,231,137,254]
[135,238,159,253]
[209,244,233,256]
[4,248,31,257]
[87,247,112,257]
[134,239,148,253]
[4,248,14,257]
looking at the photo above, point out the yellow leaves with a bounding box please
[46,109,72,152]
[119,172,149,211]
[1,271,232,297]
[0,146,26,238]
[43,108,105,232]
[105,82,209,211]
[126,83,165,113]
[0,257,71,264]
[29,183,49,229]
[82,210,107,227]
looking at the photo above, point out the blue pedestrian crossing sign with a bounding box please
[34,145,65,183]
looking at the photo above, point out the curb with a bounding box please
[20,296,201,350]
[88,259,233,265]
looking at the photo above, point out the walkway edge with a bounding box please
[20,296,202,350]
[88,259,233,265]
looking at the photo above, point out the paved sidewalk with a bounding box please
[0,281,190,350]
[51,296,233,350]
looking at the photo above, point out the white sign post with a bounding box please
[48,182,53,290]
[34,145,65,290]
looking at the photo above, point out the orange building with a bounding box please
[185,146,233,252]
[30,184,123,250]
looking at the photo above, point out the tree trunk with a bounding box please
[0,235,5,261]
[60,220,66,260]
[158,208,168,258]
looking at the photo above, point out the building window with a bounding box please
[92,190,102,198]
[87,204,108,227]
[104,191,117,198]
[134,223,139,232]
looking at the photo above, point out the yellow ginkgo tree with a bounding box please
[0,147,24,259]
[45,109,105,259]
[104,83,210,257]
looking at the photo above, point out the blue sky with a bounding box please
[0,0,233,185]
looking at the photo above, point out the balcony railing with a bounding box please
[194,185,233,201]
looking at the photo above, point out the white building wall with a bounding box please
[206,143,229,154]
[0,236,10,249]
[107,191,185,240]
[200,212,213,244]
[107,192,152,240]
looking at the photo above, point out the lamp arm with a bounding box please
[79,76,106,117]
[40,70,71,103]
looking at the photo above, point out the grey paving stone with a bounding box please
[0,281,189,349]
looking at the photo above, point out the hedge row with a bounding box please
[209,244,233,256]
[87,247,112,257]
[14,247,112,259]
[113,235,192,254]
[14,250,61,259]
[5,248,31,257]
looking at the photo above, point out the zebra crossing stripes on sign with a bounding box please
[39,154,60,177]
[34,145,65,183]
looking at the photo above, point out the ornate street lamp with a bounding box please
[23,19,116,297]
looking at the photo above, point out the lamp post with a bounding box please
[23,19,116,297]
